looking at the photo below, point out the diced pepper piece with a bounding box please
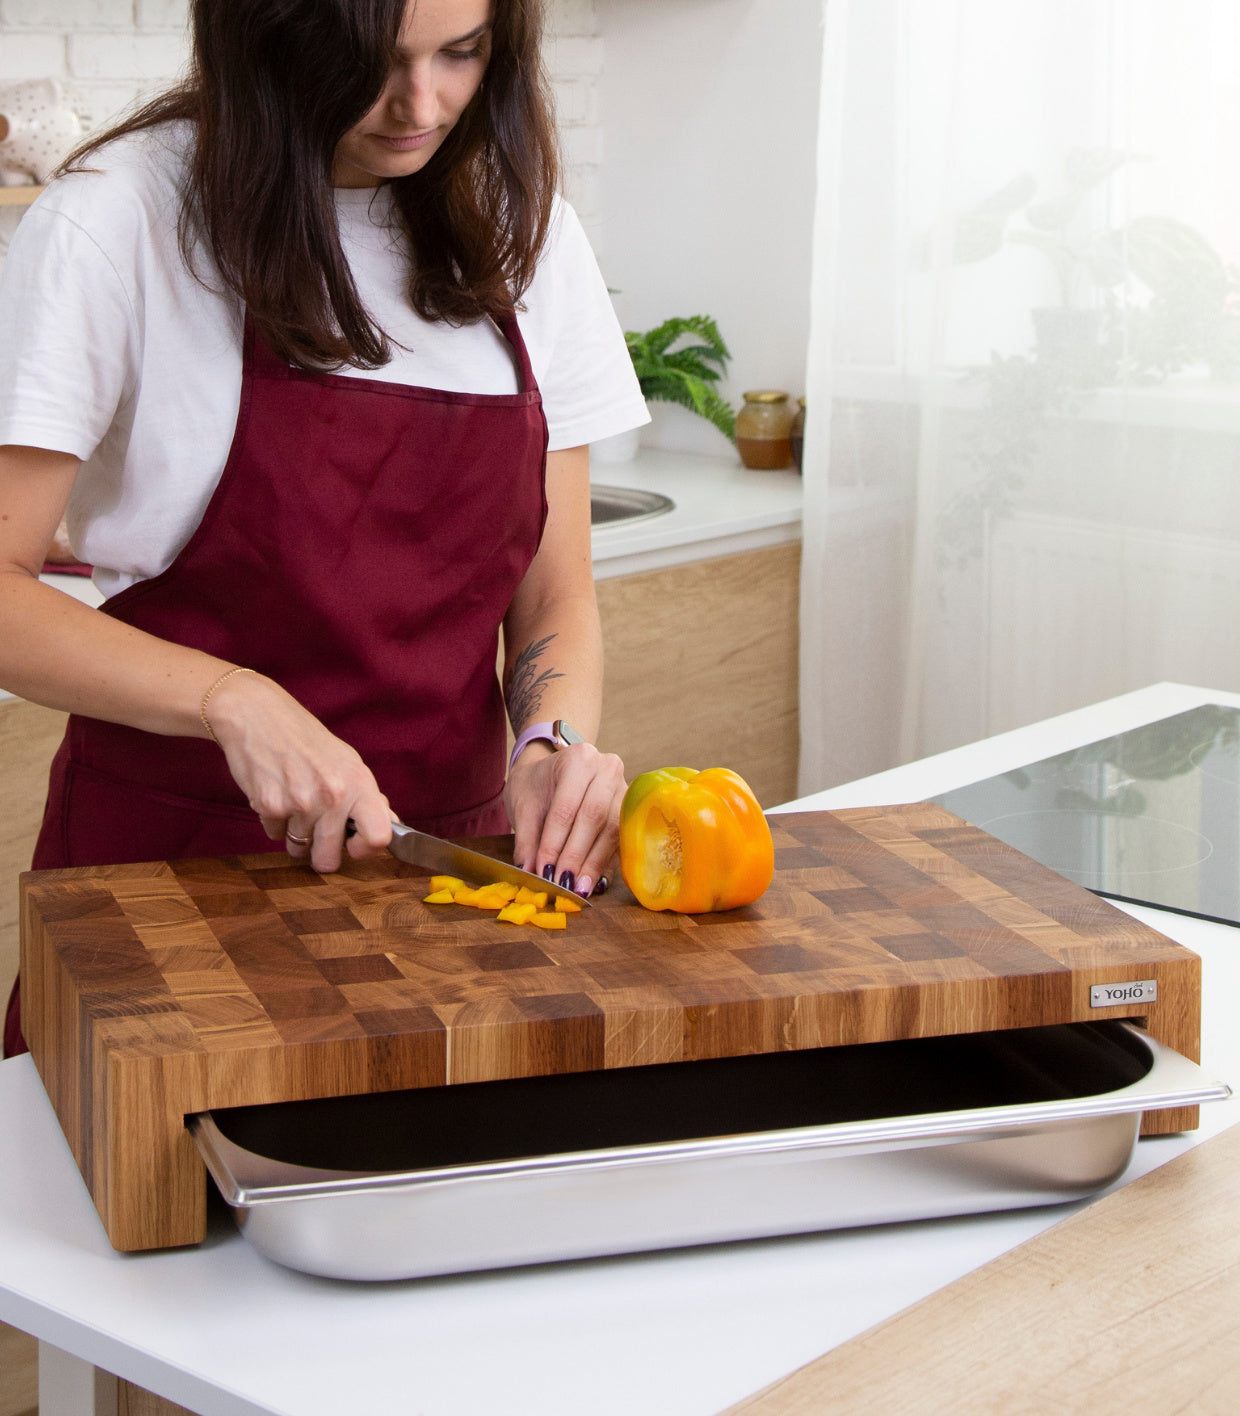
[531,911,567,930]
[452,887,484,906]
[514,886,548,907]
[484,881,520,902]
[554,895,583,913]
[497,902,539,926]
[430,875,466,893]
[472,892,511,911]
[423,889,456,905]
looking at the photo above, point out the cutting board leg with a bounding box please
[96,1058,208,1251]
[1137,972,1201,1135]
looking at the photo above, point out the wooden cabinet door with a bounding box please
[595,543,800,809]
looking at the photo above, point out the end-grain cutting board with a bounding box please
[20,804,1200,1252]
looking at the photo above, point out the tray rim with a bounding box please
[189,1024,1231,1208]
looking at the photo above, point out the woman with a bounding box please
[0,0,646,1056]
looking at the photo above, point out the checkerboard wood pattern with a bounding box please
[21,803,1201,1252]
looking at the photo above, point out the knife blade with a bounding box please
[386,820,593,908]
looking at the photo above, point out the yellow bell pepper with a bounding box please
[619,766,774,913]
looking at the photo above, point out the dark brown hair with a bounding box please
[60,0,560,369]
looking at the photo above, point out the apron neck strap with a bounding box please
[495,310,537,396]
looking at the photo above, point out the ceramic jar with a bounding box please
[736,390,794,470]
[0,79,83,187]
[790,397,806,473]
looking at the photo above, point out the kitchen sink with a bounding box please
[590,484,674,527]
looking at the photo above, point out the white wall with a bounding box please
[597,0,824,455]
[0,0,606,259]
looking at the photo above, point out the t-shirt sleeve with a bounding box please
[0,196,139,461]
[530,201,650,452]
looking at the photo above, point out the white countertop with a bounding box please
[589,448,803,579]
[1,681,1236,1416]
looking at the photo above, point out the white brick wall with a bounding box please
[544,2,602,232]
[0,31,64,80]
[0,0,604,259]
[2,1,134,28]
[134,0,189,28]
[66,31,189,80]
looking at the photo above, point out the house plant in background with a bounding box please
[930,147,1240,570]
[0,79,83,186]
[941,147,1127,377]
[592,314,736,462]
[940,146,1239,381]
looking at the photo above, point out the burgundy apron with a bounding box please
[4,311,548,1057]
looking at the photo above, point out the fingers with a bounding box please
[344,799,395,861]
[206,671,393,873]
[256,787,391,874]
[508,743,626,897]
[262,798,393,873]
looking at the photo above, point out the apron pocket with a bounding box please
[58,760,274,868]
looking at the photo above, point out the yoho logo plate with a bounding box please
[1090,979,1158,1008]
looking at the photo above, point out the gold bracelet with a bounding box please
[200,666,256,743]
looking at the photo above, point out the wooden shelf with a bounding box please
[0,185,44,207]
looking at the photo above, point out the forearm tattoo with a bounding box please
[506,633,565,730]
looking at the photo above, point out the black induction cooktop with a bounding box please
[932,704,1240,927]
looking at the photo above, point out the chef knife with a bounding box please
[383,819,594,908]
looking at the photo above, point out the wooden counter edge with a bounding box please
[722,1120,1240,1416]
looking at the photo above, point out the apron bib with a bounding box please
[5,310,547,1056]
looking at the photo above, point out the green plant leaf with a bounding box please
[1062,146,1131,191]
[661,346,728,381]
[639,315,731,360]
[623,315,735,440]
[644,318,696,357]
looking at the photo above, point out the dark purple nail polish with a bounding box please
[593,876,608,896]
[559,870,575,892]
[542,863,555,881]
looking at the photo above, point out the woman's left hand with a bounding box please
[504,741,626,898]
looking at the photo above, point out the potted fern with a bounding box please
[593,315,736,462]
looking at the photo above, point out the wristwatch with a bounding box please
[508,719,585,772]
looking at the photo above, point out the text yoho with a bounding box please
[1090,979,1158,1008]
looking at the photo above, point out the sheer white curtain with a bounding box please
[799,0,1240,793]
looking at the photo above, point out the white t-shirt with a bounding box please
[0,123,648,597]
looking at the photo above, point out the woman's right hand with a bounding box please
[201,668,394,873]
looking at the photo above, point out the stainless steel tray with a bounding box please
[190,1022,1229,1282]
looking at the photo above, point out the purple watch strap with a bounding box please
[508,721,558,773]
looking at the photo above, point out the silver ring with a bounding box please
[285,831,311,846]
